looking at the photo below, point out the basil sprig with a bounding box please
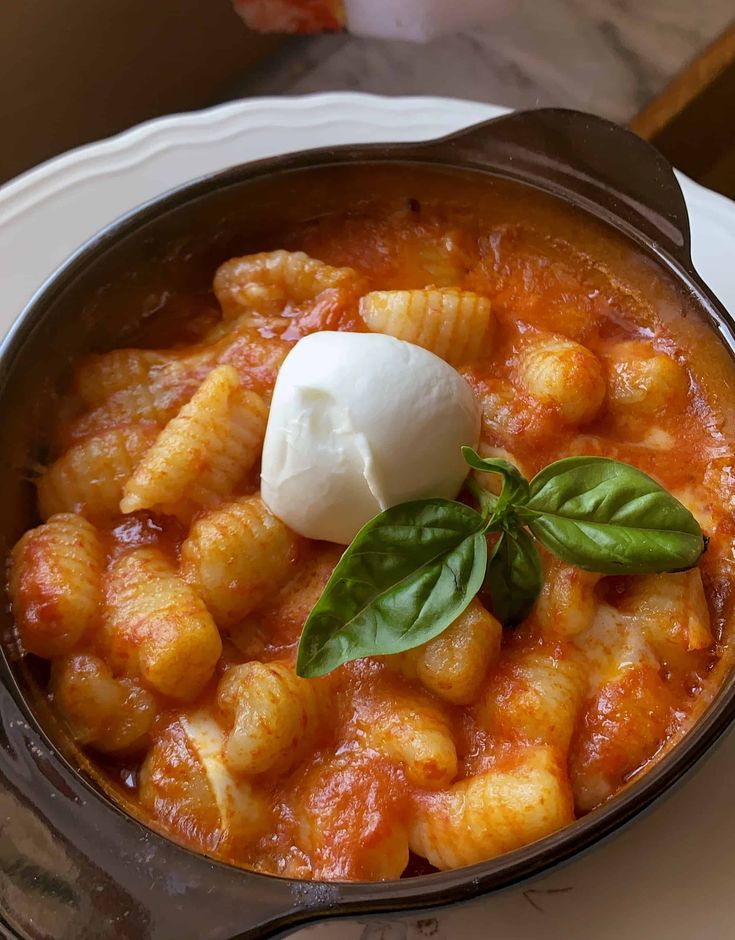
[296,448,705,677]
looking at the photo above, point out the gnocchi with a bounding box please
[73,348,168,406]
[603,340,689,418]
[139,712,268,853]
[357,682,457,789]
[103,547,222,700]
[536,557,602,637]
[217,661,327,776]
[214,250,360,321]
[292,752,410,881]
[120,365,267,520]
[515,337,605,425]
[477,646,586,755]
[386,598,502,704]
[615,570,713,669]
[50,653,157,753]
[569,665,676,812]
[38,424,157,519]
[9,513,104,657]
[360,288,494,365]
[409,747,574,868]
[180,495,296,627]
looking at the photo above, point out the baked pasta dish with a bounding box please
[8,168,734,881]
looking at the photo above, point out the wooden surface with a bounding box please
[0,0,281,184]
[631,21,735,199]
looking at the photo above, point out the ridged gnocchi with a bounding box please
[180,495,296,627]
[386,599,502,705]
[409,747,574,868]
[357,684,457,789]
[515,337,605,425]
[9,513,104,657]
[214,250,360,320]
[360,288,494,365]
[103,547,222,700]
[477,647,586,755]
[50,653,157,753]
[120,365,267,520]
[218,661,326,776]
[37,424,157,520]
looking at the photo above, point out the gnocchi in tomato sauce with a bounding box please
[8,169,735,881]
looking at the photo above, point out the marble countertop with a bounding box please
[234,0,733,123]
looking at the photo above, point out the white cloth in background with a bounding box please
[345,0,512,41]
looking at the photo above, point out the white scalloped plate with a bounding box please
[2,94,735,940]
[2,94,735,328]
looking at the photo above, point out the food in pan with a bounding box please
[9,170,733,881]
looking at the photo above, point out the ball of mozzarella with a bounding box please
[260,331,480,544]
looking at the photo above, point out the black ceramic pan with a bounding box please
[1,108,734,940]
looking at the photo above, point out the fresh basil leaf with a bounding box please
[296,499,488,677]
[485,528,543,626]
[526,456,704,574]
[461,446,530,519]
[463,476,498,519]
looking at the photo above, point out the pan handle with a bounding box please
[0,676,325,940]
[419,107,694,272]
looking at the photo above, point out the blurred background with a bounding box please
[1,1,733,190]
